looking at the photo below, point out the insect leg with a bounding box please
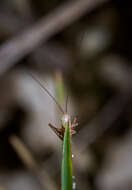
[48,123,64,141]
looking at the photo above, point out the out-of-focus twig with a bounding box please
[9,135,58,190]
[75,61,132,149]
[0,0,108,74]
[75,92,131,149]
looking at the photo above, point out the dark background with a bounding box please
[0,0,132,190]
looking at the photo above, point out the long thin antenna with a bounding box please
[29,72,65,114]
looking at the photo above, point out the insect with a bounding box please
[30,73,78,141]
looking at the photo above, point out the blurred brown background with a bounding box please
[0,0,132,189]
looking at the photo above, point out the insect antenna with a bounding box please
[29,72,65,114]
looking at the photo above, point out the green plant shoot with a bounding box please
[62,116,73,190]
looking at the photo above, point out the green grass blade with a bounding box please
[62,121,73,190]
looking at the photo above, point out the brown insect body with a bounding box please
[49,114,77,141]
[30,73,78,141]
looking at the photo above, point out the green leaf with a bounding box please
[62,121,73,190]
